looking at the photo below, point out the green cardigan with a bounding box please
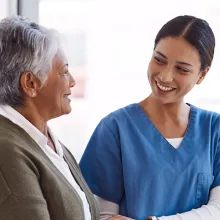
[0,115,99,220]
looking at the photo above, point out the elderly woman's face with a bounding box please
[34,50,76,119]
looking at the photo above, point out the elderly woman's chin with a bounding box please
[41,96,73,119]
[62,92,73,113]
[54,98,73,118]
[63,99,72,115]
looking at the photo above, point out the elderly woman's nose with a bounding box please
[69,74,76,88]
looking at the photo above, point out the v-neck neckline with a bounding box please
[133,103,197,172]
[135,102,196,151]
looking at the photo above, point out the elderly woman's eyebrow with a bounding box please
[60,63,68,70]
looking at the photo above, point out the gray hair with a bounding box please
[0,15,60,107]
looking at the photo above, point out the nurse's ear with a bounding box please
[196,66,210,85]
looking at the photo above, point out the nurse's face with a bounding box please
[147,37,209,104]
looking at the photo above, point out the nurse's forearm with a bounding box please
[97,187,220,220]
[158,187,220,220]
[106,215,134,220]
[106,215,159,220]
[107,215,133,219]
[101,215,132,220]
[158,200,220,220]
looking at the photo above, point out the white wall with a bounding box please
[0,0,18,19]
[0,0,8,19]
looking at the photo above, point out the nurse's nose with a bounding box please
[158,66,173,83]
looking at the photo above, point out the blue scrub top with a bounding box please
[79,103,220,220]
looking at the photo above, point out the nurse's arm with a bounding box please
[158,186,220,220]
[106,215,133,219]
[106,215,159,219]
[97,186,220,220]
[97,196,159,220]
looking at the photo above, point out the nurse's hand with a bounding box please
[107,215,134,219]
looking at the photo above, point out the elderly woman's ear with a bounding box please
[20,71,42,98]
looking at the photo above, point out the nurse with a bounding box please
[80,15,220,220]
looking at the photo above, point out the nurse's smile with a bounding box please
[155,80,176,93]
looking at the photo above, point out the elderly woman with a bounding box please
[0,16,99,220]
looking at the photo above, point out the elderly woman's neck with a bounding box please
[15,106,48,138]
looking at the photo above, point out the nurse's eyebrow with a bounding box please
[155,51,193,66]
[156,51,167,59]
[176,61,193,66]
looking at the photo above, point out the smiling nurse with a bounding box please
[80,15,220,220]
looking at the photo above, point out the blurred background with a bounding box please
[1,0,220,161]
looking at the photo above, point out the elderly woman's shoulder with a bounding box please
[0,115,25,143]
[0,137,22,158]
[0,133,28,160]
[0,115,35,165]
[0,131,40,178]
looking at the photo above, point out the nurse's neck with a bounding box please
[140,95,190,121]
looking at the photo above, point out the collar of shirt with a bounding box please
[0,105,64,158]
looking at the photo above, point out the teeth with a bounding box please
[64,95,72,100]
[157,82,173,92]
[67,95,72,100]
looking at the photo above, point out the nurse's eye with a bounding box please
[154,56,166,65]
[176,66,190,74]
